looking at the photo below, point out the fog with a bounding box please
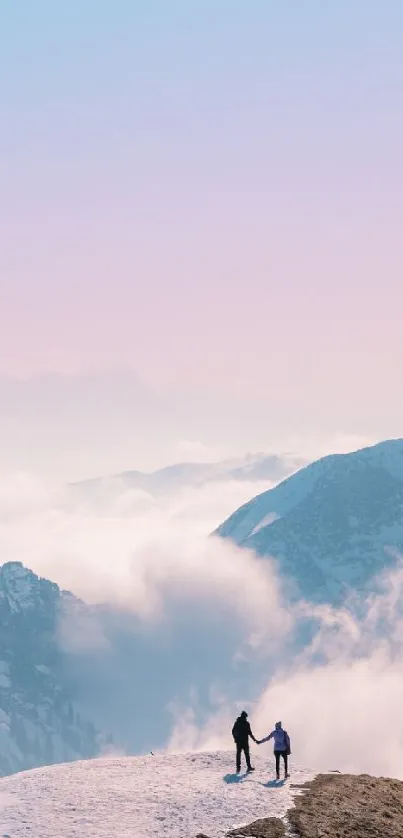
[168,564,403,779]
[1,469,402,777]
[0,470,288,752]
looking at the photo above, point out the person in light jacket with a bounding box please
[258,721,291,780]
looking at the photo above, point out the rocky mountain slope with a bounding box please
[0,562,105,776]
[217,438,403,604]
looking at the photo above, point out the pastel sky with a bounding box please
[1,1,402,477]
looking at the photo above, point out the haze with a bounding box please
[1,1,402,479]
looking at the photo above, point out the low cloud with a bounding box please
[167,563,403,779]
[0,468,293,754]
[0,471,285,637]
[2,468,402,778]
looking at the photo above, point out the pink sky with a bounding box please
[0,2,402,476]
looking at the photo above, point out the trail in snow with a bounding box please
[0,751,315,837]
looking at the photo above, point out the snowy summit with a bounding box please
[217,438,403,605]
[0,751,314,837]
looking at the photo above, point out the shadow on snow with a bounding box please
[261,779,286,788]
[223,773,248,784]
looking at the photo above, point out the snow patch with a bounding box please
[0,751,315,837]
[250,512,280,536]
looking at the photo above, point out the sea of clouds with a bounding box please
[0,464,402,778]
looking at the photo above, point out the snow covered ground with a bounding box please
[0,751,315,837]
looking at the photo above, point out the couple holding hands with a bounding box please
[232,711,291,780]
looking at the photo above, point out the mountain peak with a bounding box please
[217,438,403,605]
[0,561,59,614]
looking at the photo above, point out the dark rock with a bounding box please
[288,772,403,838]
[227,816,285,837]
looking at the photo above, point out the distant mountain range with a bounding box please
[69,452,305,498]
[217,438,403,605]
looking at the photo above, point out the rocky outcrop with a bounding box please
[196,772,403,838]
[198,773,403,838]
[196,822,285,838]
[288,772,403,837]
[227,817,285,836]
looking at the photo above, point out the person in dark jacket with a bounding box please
[232,710,258,773]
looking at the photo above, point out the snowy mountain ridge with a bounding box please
[69,452,305,498]
[217,438,403,604]
[0,751,315,837]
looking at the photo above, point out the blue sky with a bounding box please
[1,1,402,476]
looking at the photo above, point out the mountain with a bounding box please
[0,562,106,777]
[216,438,403,605]
[0,561,262,777]
[0,751,314,836]
[68,453,305,499]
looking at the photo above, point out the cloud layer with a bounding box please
[0,472,284,631]
[0,468,292,752]
[167,563,403,779]
[1,468,403,778]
